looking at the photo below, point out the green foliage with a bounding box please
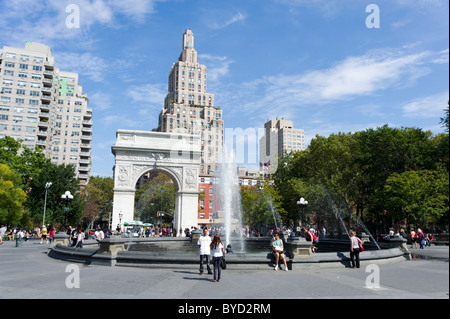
[240,182,286,231]
[383,170,449,225]
[0,164,27,226]
[273,124,449,231]
[0,137,83,228]
[440,101,449,132]
[0,136,49,188]
[135,173,176,225]
[83,176,114,226]
[26,162,84,227]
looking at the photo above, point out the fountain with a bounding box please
[49,161,409,269]
[215,147,245,252]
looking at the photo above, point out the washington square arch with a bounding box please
[111,130,201,236]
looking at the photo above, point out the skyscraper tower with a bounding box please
[0,42,93,185]
[156,29,224,175]
[259,117,305,172]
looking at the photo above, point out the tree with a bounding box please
[440,101,449,132]
[26,162,84,228]
[83,176,114,227]
[0,164,27,226]
[273,124,448,233]
[240,182,286,232]
[383,170,449,227]
[135,173,176,225]
[0,136,50,189]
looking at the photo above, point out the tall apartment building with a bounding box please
[155,29,224,175]
[0,42,92,185]
[259,117,305,172]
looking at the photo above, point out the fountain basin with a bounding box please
[48,236,409,269]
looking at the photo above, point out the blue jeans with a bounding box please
[213,257,223,281]
[199,255,212,274]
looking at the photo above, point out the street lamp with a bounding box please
[61,191,73,226]
[42,182,52,227]
[297,197,308,228]
[160,188,164,226]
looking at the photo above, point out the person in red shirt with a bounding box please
[302,227,319,253]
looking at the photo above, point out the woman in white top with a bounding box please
[210,234,226,282]
[350,231,362,268]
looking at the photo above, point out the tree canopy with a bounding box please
[273,123,449,233]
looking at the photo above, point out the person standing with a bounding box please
[40,225,48,244]
[210,234,226,282]
[410,229,417,248]
[197,228,212,275]
[417,229,425,249]
[75,228,85,248]
[48,227,55,244]
[350,231,362,268]
[0,225,6,245]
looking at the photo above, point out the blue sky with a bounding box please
[1,0,448,177]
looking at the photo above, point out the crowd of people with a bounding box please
[409,228,435,249]
[0,224,56,245]
[1,221,441,277]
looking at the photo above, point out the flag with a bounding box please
[263,162,272,171]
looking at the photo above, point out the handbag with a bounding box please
[358,238,364,251]
[220,257,226,270]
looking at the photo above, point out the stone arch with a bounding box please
[133,166,182,191]
[111,130,201,236]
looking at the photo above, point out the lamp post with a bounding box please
[42,182,52,227]
[297,197,308,229]
[160,188,164,226]
[61,191,73,226]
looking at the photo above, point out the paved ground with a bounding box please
[0,239,448,303]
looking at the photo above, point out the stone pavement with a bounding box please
[0,239,448,301]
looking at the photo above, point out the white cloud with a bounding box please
[54,52,109,82]
[431,49,449,64]
[207,11,247,29]
[224,48,439,121]
[108,0,164,24]
[0,0,163,45]
[89,92,113,111]
[198,54,233,83]
[401,92,449,119]
[127,83,166,105]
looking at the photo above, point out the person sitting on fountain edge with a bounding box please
[270,232,288,271]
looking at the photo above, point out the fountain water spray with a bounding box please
[216,147,245,252]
